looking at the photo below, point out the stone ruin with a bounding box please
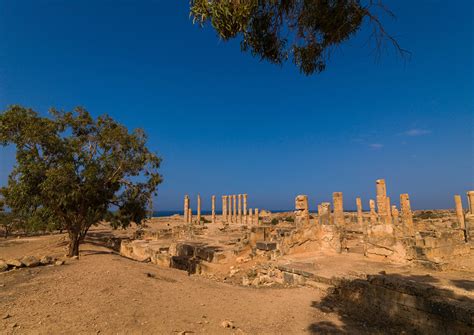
[120,182,474,333]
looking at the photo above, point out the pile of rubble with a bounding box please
[0,255,64,272]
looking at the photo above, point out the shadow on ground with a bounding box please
[307,272,474,334]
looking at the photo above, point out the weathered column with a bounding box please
[369,199,377,225]
[255,208,259,225]
[356,197,363,225]
[222,195,227,223]
[467,191,474,214]
[319,202,331,225]
[376,179,388,223]
[454,195,465,229]
[465,191,474,241]
[184,195,190,223]
[188,208,192,224]
[238,194,242,223]
[212,195,216,224]
[295,195,310,226]
[233,195,237,222]
[197,194,201,224]
[386,196,392,221]
[391,205,399,223]
[400,193,414,236]
[228,195,232,223]
[248,208,253,225]
[243,194,248,224]
[333,192,344,226]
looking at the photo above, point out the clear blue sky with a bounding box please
[1,1,473,211]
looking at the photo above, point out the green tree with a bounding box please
[0,106,162,256]
[0,197,11,238]
[190,0,407,75]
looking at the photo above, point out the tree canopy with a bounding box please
[190,0,407,75]
[0,106,162,256]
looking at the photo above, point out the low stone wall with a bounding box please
[335,274,474,334]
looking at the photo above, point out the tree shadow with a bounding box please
[308,272,474,334]
[83,231,124,253]
[450,279,474,292]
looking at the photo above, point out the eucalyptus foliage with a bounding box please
[0,106,162,256]
[190,0,406,74]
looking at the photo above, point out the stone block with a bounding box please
[170,256,198,273]
[150,253,171,267]
[256,241,277,251]
[21,256,40,267]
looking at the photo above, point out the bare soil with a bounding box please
[0,227,384,335]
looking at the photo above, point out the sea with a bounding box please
[151,209,295,217]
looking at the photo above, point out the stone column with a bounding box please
[333,192,344,226]
[369,199,377,225]
[222,195,227,223]
[212,195,216,224]
[400,193,414,236]
[465,191,474,241]
[184,195,190,223]
[295,195,309,226]
[233,195,237,222]
[319,202,331,225]
[243,194,248,224]
[454,195,465,229]
[228,195,232,223]
[238,194,242,223]
[188,208,192,224]
[356,197,363,225]
[255,208,259,225]
[467,191,474,214]
[248,208,253,225]
[197,194,201,224]
[376,179,388,223]
[386,196,392,221]
[391,205,399,223]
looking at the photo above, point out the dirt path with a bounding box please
[0,234,380,335]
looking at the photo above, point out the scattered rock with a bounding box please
[2,313,11,319]
[20,256,40,267]
[55,260,65,266]
[242,276,250,286]
[221,320,235,329]
[40,256,54,265]
[71,256,79,260]
[0,260,8,272]
[6,259,23,268]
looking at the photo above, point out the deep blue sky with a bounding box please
[1,1,473,211]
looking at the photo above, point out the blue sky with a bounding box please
[1,1,473,211]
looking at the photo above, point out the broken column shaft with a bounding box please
[238,194,242,223]
[400,193,414,236]
[243,194,248,224]
[197,194,201,224]
[333,192,344,226]
[356,197,363,225]
[212,195,216,224]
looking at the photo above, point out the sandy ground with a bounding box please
[0,230,388,335]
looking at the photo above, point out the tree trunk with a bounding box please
[67,232,81,257]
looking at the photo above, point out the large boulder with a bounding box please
[0,260,8,272]
[40,256,54,265]
[6,259,23,268]
[21,256,40,267]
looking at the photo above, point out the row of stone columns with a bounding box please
[222,194,248,224]
[184,194,252,225]
[308,179,415,235]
